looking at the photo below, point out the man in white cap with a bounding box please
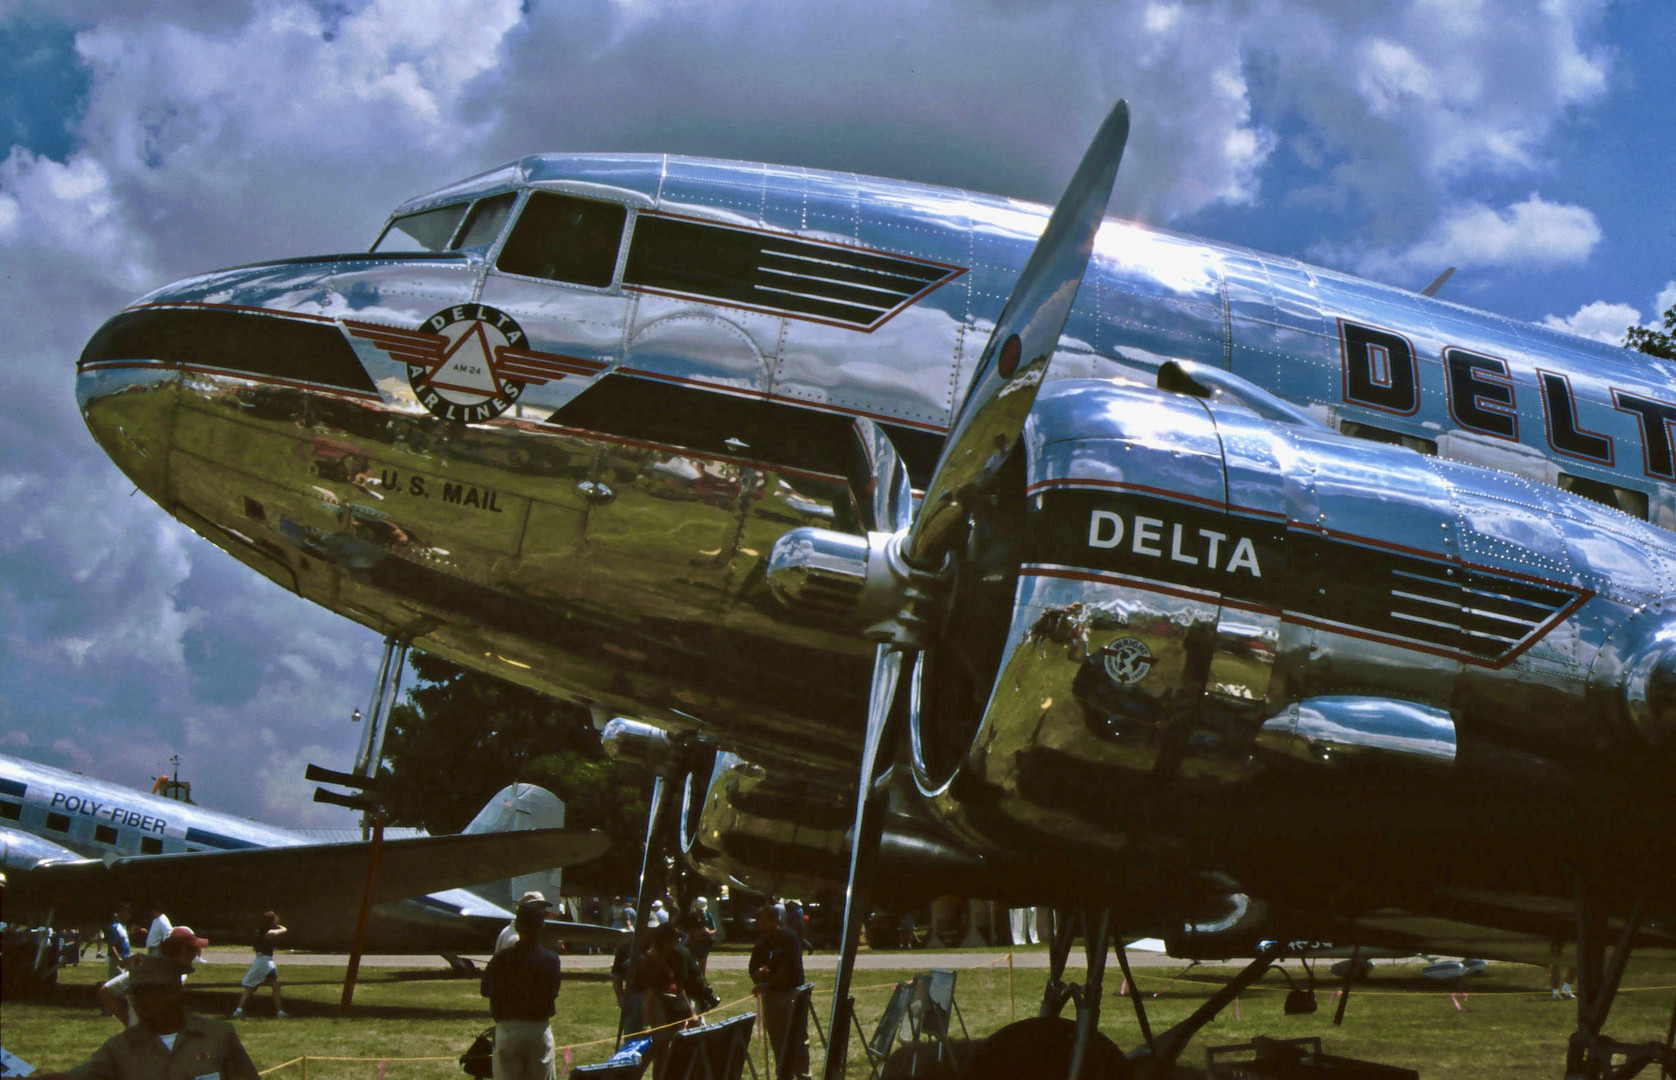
[497,891,551,953]
[481,895,562,1080]
[648,899,668,927]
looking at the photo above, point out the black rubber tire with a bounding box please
[961,1016,1131,1080]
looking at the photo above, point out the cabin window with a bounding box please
[0,800,19,820]
[140,836,164,855]
[95,824,118,844]
[496,191,627,287]
[1559,473,1649,520]
[454,192,518,251]
[373,202,469,253]
[1340,420,1437,456]
[46,812,71,833]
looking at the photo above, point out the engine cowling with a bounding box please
[1,827,81,877]
[677,750,990,904]
[904,379,1676,904]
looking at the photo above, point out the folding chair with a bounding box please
[573,1035,654,1079]
[667,1013,758,1080]
[901,969,970,1075]
[861,982,914,1078]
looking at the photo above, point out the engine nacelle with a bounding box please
[1,827,81,877]
[909,379,1676,901]
[677,751,988,904]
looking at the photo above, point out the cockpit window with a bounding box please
[454,192,518,251]
[496,191,627,287]
[373,202,469,253]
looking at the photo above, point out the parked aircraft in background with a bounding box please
[0,753,613,956]
[74,100,1674,1077]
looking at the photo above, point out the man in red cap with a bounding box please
[42,956,258,1080]
[96,926,207,1028]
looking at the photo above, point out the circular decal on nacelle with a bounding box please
[407,304,529,423]
[1100,637,1155,686]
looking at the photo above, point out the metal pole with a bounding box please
[353,637,406,840]
[353,639,397,776]
[339,814,384,1015]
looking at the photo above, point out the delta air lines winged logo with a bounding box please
[343,305,605,422]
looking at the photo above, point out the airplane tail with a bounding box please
[462,783,568,912]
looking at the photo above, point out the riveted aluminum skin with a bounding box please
[918,380,1676,894]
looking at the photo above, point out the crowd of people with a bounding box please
[606,894,810,1080]
[32,899,278,1080]
[22,890,817,1080]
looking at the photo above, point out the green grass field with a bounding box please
[6,950,1674,1078]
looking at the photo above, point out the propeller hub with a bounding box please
[767,527,948,647]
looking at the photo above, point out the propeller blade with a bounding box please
[906,100,1131,565]
[848,418,913,534]
[824,643,905,1080]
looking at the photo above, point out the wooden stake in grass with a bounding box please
[341,815,386,1016]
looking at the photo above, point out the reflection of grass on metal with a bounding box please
[9,954,1676,1077]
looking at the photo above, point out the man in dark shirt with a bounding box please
[480,903,563,1080]
[610,932,642,1034]
[749,901,809,1080]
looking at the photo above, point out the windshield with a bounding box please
[373,203,468,253]
[370,191,528,255]
[453,192,517,250]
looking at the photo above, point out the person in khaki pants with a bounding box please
[480,901,563,1080]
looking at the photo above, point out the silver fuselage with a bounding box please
[74,155,1676,951]
[0,754,510,951]
[75,153,1676,778]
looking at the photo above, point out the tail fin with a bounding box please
[463,783,568,912]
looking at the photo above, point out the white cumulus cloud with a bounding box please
[1542,300,1645,345]
[1543,280,1676,345]
[1356,194,1601,280]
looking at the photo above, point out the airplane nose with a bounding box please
[76,298,380,499]
[77,318,180,499]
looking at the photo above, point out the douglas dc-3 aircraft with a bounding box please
[75,101,1675,1077]
[0,753,611,957]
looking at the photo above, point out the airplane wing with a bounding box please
[5,825,609,929]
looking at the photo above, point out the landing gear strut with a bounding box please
[964,908,1281,1079]
[1564,883,1674,1080]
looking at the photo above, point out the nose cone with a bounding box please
[77,319,181,499]
[76,278,382,500]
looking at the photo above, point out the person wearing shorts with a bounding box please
[231,911,287,1018]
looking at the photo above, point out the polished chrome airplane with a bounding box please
[0,753,611,958]
[76,101,1675,1077]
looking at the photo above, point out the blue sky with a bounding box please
[1,0,1672,825]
